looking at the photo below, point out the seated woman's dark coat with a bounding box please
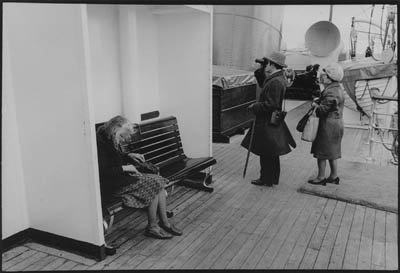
[96,127,137,200]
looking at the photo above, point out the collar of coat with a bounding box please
[262,69,284,86]
[322,82,341,93]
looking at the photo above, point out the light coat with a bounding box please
[311,82,345,159]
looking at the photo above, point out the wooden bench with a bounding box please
[97,116,217,237]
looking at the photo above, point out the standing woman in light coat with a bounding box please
[308,63,345,186]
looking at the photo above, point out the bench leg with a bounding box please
[105,244,116,256]
[202,172,214,191]
[103,214,115,235]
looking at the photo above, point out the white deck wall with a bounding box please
[2,28,30,239]
[158,10,213,157]
[87,5,123,123]
[2,3,104,245]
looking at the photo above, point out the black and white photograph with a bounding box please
[2,1,398,270]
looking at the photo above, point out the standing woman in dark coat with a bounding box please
[241,51,296,187]
[308,63,345,186]
[96,115,182,239]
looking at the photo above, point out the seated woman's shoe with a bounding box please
[308,178,326,186]
[326,177,340,184]
[159,223,183,236]
[144,228,173,239]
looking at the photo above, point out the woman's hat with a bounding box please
[264,51,287,67]
[322,62,344,82]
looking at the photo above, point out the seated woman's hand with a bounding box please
[127,153,146,163]
[122,164,143,176]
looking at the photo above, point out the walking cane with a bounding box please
[243,118,256,178]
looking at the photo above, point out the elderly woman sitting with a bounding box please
[96,115,182,239]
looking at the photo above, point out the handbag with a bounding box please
[296,107,314,132]
[269,97,287,126]
[301,108,319,142]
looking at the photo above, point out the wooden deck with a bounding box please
[2,101,398,270]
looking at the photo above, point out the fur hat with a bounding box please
[323,63,344,82]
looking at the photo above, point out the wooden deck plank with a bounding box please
[6,251,47,271]
[285,199,335,269]
[371,209,386,269]
[255,193,313,269]
[283,197,328,269]
[342,205,366,269]
[357,207,375,269]
[313,201,347,269]
[149,222,212,269]
[71,264,90,270]
[176,182,260,269]
[2,246,29,263]
[166,207,242,269]
[233,160,312,270]
[137,174,250,269]
[307,199,337,251]
[240,190,301,269]
[142,164,260,268]
[39,257,67,271]
[117,254,147,270]
[55,260,79,270]
[24,242,96,266]
[298,248,319,269]
[297,199,337,269]
[183,208,252,268]
[224,188,288,269]
[2,249,37,270]
[23,254,59,271]
[162,179,260,269]
[385,212,398,270]
[195,183,281,269]
[328,203,356,269]
[209,232,251,269]
[269,195,319,269]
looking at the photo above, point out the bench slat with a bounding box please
[139,124,179,139]
[138,116,178,132]
[147,148,186,165]
[123,131,181,152]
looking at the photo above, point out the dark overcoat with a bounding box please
[96,127,137,199]
[311,82,345,160]
[241,70,296,156]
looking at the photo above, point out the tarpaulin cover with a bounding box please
[212,65,256,89]
[340,58,397,115]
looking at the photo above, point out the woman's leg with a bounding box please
[328,159,338,179]
[157,188,170,227]
[156,187,183,235]
[317,159,326,179]
[147,194,159,230]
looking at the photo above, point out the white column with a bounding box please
[118,6,140,122]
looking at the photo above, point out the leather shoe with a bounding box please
[251,179,264,185]
[308,178,326,186]
[326,177,340,184]
[251,179,273,187]
[144,228,173,239]
[159,223,183,236]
